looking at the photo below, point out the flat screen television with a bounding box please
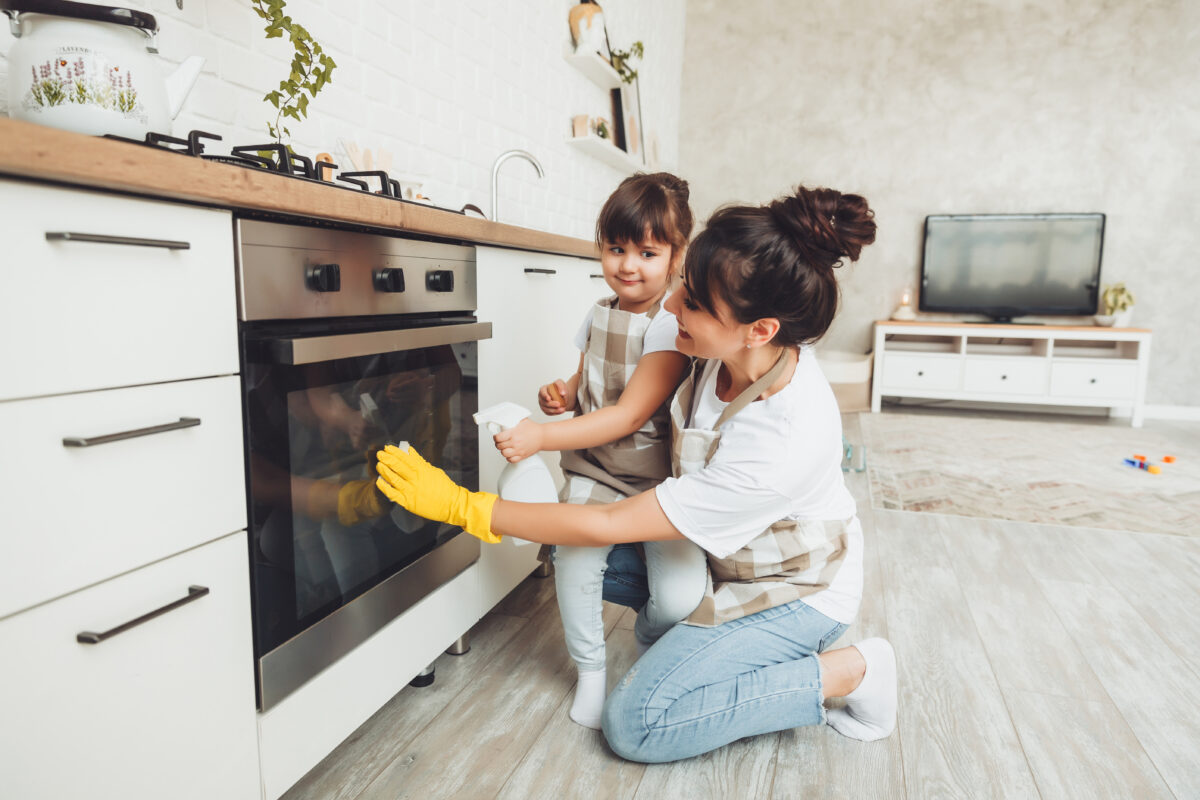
[919,213,1105,322]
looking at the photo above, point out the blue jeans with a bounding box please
[599,544,849,763]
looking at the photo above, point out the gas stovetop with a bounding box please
[104,129,467,216]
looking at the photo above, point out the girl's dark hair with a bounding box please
[596,172,693,263]
[684,186,876,347]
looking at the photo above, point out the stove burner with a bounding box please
[101,129,463,214]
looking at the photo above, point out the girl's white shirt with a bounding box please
[654,348,864,624]
[573,294,680,355]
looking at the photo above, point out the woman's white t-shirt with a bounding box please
[654,348,864,624]
[573,294,680,356]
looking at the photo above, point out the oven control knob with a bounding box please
[373,268,405,293]
[426,269,455,292]
[306,263,341,292]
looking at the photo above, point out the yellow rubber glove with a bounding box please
[376,444,501,543]
[336,478,387,527]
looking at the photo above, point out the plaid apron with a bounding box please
[676,353,850,627]
[538,294,676,561]
[557,294,674,500]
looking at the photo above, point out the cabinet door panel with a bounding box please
[475,248,603,613]
[0,375,246,618]
[0,181,238,400]
[963,358,1050,395]
[880,353,963,391]
[0,533,260,800]
[1050,361,1139,400]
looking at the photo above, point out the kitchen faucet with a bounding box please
[490,149,544,222]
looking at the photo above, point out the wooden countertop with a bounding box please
[0,117,598,259]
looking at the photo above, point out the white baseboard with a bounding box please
[1140,404,1200,421]
[880,399,1200,422]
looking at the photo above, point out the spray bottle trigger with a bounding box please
[487,422,503,436]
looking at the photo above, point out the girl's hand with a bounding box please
[538,379,575,415]
[493,418,544,463]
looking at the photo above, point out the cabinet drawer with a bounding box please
[0,181,237,400]
[0,532,260,800]
[1051,361,1139,400]
[880,354,962,391]
[963,357,1049,395]
[0,375,246,618]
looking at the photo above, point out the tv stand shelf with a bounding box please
[871,321,1152,426]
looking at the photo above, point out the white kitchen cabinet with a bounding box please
[0,180,238,401]
[0,180,258,797]
[0,375,247,619]
[0,531,260,800]
[475,245,605,615]
[871,321,1152,426]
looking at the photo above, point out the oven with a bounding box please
[235,219,489,711]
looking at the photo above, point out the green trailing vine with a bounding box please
[251,0,337,147]
[609,41,643,83]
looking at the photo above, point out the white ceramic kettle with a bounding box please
[3,0,204,138]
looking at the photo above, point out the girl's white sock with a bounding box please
[826,638,897,741]
[569,667,607,729]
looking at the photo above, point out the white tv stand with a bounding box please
[870,321,1152,427]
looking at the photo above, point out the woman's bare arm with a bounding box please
[490,488,685,547]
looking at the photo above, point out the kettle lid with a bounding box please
[0,0,157,34]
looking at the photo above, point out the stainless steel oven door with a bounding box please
[241,319,490,710]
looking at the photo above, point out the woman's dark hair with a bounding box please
[684,186,876,347]
[596,172,693,264]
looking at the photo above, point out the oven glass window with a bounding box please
[245,342,478,655]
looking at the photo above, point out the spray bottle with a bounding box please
[474,401,559,545]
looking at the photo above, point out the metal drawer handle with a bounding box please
[63,416,201,448]
[589,273,605,279]
[46,232,191,250]
[77,585,209,644]
[523,267,557,275]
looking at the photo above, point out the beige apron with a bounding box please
[538,294,677,561]
[557,294,674,500]
[674,352,850,627]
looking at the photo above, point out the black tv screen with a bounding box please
[919,213,1105,321]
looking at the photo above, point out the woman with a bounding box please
[375,184,897,762]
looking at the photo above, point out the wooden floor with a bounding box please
[284,411,1200,800]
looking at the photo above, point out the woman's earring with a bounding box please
[745,343,751,349]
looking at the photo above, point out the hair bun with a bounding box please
[769,187,876,267]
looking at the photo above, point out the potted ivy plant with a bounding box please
[1095,282,1135,327]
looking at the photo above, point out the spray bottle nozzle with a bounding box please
[473,401,533,436]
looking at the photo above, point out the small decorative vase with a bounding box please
[1113,307,1134,327]
[568,2,606,54]
[1093,314,1116,327]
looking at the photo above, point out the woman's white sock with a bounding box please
[569,667,607,729]
[826,638,897,741]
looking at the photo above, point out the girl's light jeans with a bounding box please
[597,544,848,763]
[551,540,707,671]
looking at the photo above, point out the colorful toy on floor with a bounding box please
[1123,453,1165,474]
[1162,455,1177,463]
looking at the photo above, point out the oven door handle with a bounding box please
[263,321,493,365]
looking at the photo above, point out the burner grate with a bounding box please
[101,129,464,214]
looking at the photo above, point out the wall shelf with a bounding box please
[565,134,641,173]
[563,44,621,90]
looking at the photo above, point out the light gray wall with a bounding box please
[680,0,1199,406]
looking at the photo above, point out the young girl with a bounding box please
[491,172,707,729]
[376,184,897,761]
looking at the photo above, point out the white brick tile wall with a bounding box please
[0,0,686,239]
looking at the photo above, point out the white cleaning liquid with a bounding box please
[474,402,559,545]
